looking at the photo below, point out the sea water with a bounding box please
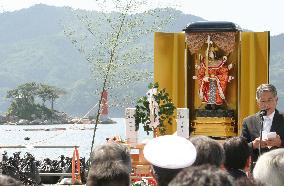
[0,118,153,160]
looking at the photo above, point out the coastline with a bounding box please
[0,117,117,125]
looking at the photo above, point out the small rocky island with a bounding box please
[0,112,72,125]
[0,113,117,125]
[0,82,117,125]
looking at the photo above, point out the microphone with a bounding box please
[260,109,267,117]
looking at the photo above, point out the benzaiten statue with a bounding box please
[193,36,234,110]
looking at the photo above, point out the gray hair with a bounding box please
[90,143,131,169]
[189,136,225,167]
[0,175,23,186]
[169,164,233,186]
[87,143,131,186]
[253,148,284,186]
[256,84,277,101]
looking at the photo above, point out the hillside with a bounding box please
[0,4,204,117]
[0,4,284,117]
[270,33,284,109]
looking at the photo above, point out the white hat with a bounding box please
[143,135,196,169]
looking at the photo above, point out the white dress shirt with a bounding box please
[262,111,275,133]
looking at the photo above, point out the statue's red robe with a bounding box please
[197,57,229,105]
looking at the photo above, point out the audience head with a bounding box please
[223,136,250,170]
[253,148,284,186]
[86,142,131,186]
[168,164,233,186]
[189,135,224,166]
[143,135,196,186]
[0,175,23,186]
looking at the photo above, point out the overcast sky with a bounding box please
[0,0,283,36]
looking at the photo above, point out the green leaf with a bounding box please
[134,82,175,135]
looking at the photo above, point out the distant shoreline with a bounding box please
[0,117,118,125]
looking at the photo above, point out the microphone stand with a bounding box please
[259,114,265,156]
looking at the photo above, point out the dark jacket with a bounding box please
[241,109,284,162]
[227,168,247,180]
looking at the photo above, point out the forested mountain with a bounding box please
[0,4,283,117]
[270,33,284,109]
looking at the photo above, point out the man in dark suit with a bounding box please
[241,84,284,164]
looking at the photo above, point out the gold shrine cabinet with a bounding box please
[154,21,269,137]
